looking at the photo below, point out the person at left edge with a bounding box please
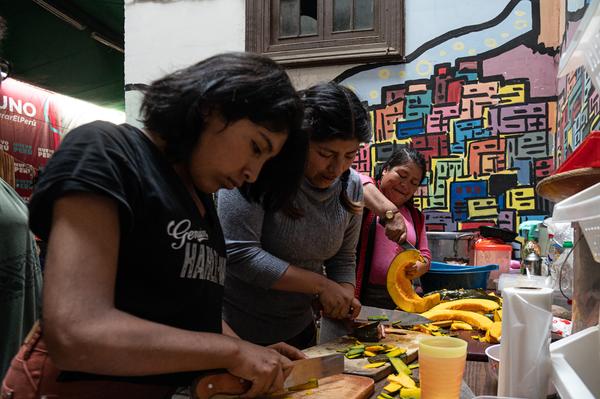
[218,82,371,349]
[1,52,308,399]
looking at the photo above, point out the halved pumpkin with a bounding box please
[386,249,441,313]
[429,298,500,313]
[420,309,494,331]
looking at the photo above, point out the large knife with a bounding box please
[192,354,344,399]
[356,305,431,327]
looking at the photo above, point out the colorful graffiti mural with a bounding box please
[338,0,566,232]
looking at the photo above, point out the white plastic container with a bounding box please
[550,325,600,398]
[497,273,552,292]
[552,181,600,263]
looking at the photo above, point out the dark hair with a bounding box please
[298,82,371,215]
[377,146,426,182]
[0,16,6,41]
[376,146,426,208]
[140,52,306,211]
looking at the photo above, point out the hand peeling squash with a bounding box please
[386,249,440,313]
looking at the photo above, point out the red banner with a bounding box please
[0,78,62,200]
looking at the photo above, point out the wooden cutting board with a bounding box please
[303,329,431,381]
[209,374,374,399]
[267,374,374,399]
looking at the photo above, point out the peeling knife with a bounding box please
[400,240,419,252]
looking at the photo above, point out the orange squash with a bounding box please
[420,309,493,331]
[484,321,502,343]
[386,249,441,313]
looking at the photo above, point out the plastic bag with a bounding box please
[550,243,573,298]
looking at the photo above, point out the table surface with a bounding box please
[368,359,497,398]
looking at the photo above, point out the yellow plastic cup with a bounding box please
[419,336,467,399]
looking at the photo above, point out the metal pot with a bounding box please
[426,232,478,264]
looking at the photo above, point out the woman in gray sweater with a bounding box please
[218,82,372,349]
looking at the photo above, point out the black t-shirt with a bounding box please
[29,121,226,383]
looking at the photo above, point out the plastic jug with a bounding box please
[473,238,512,286]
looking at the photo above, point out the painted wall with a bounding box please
[124,0,245,126]
[339,0,562,232]
[123,0,570,233]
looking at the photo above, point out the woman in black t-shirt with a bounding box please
[2,53,308,399]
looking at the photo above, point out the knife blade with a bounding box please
[283,353,343,389]
[356,305,431,326]
[192,354,344,399]
[400,240,419,252]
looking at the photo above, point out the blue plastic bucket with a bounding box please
[420,262,499,293]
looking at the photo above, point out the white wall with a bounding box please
[287,63,359,90]
[122,0,523,113]
[124,0,245,125]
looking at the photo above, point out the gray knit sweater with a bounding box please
[217,169,363,344]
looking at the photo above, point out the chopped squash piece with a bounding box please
[363,362,387,369]
[387,373,416,388]
[450,321,474,331]
[287,378,319,391]
[493,309,502,322]
[412,325,431,334]
[364,350,376,357]
[386,348,407,358]
[486,321,502,343]
[384,382,402,393]
[400,387,421,399]
[366,345,385,352]
[389,357,411,375]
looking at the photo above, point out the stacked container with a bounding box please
[473,238,512,287]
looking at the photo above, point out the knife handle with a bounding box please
[193,373,251,399]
